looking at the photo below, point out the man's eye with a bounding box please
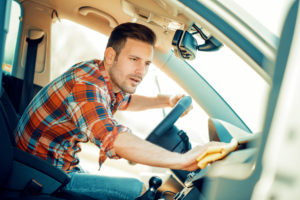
[131,57,137,61]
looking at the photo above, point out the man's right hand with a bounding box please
[114,132,237,171]
[179,140,238,171]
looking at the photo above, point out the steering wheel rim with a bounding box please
[146,96,192,142]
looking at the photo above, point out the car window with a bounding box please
[50,19,107,80]
[51,19,209,146]
[51,19,209,176]
[2,0,22,75]
[188,44,270,133]
[116,67,210,146]
[50,20,165,137]
[186,0,291,133]
[218,0,293,36]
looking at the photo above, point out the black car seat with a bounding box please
[0,1,95,200]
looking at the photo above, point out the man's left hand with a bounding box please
[169,94,193,117]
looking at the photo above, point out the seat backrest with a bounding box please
[0,88,19,145]
[0,95,14,189]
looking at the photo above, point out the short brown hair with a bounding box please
[106,22,156,57]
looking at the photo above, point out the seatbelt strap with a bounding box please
[19,35,44,113]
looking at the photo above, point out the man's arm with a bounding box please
[126,94,192,115]
[114,132,227,171]
[126,94,171,111]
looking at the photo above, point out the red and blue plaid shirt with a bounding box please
[15,59,131,173]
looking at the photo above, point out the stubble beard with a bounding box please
[108,62,137,94]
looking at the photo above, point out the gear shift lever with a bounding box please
[135,176,162,200]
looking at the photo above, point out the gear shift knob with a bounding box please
[135,176,162,200]
[149,176,162,191]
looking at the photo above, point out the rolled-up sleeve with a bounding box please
[64,82,131,167]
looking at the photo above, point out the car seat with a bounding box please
[0,1,95,199]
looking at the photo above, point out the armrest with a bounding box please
[5,148,70,194]
[13,148,70,184]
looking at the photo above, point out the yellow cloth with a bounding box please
[196,139,238,169]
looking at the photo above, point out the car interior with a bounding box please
[1,0,299,199]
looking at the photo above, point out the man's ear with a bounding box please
[104,47,116,65]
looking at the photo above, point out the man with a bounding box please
[15,23,225,200]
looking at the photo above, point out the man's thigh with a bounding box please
[64,172,143,200]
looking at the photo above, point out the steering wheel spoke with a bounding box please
[146,96,192,152]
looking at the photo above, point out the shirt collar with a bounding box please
[95,59,128,103]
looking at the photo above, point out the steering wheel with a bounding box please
[146,96,192,143]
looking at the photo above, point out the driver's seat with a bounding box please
[0,1,94,200]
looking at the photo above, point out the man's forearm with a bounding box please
[114,132,185,169]
[126,94,171,111]
[113,132,234,171]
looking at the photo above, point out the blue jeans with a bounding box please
[63,172,144,200]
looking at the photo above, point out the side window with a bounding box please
[114,67,168,139]
[51,19,210,147]
[116,66,210,146]
[50,19,169,140]
[51,19,108,80]
[2,0,22,75]
[50,19,209,175]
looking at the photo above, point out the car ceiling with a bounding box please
[20,0,193,53]
[18,0,275,85]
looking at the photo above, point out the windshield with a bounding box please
[218,0,293,36]
[188,45,269,133]
[185,0,293,132]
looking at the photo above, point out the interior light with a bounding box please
[168,21,184,30]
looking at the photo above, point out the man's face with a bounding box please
[108,38,153,94]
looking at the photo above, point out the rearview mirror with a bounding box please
[172,30,197,60]
[172,25,223,60]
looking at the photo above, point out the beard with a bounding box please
[108,61,142,94]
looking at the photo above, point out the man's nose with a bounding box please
[135,62,147,76]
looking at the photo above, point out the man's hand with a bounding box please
[169,94,193,117]
[114,132,237,172]
[179,140,238,171]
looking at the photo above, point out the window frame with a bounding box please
[2,0,23,76]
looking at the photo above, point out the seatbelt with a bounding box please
[19,31,44,113]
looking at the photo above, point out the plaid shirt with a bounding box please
[15,59,131,173]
